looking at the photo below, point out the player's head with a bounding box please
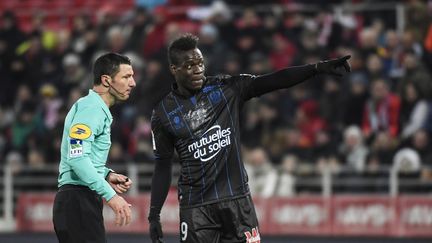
[93,52,136,101]
[168,33,205,93]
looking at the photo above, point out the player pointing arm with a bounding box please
[148,34,350,243]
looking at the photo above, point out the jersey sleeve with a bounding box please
[223,74,257,101]
[223,65,317,101]
[151,109,175,160]
[66,105,116,201]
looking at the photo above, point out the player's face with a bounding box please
[110,64,136,101]
[172,48,205,94]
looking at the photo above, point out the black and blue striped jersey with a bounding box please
[151,74,259,207]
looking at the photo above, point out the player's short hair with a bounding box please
[93,52,131,85]
[168,33,199,65]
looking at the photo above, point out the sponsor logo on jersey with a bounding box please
[244,227,260,243]
[69,138,83,157]
[69,124,92,139]
[187,125,231,162]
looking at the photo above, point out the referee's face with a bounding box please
[172,48,206,95]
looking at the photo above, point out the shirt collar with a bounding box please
[88,89,112,119]
[171,77,207,98]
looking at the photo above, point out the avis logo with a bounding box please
[244,227,260,243]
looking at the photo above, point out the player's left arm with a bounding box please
[245,55,351,98]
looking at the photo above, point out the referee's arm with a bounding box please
[67,155,116,201]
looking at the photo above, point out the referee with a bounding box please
[53,53,135,243]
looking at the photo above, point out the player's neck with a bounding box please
[176,84,198,97]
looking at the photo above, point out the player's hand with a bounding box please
[107,172,132,194]
[315,55,351,77]
[107,194,132,226]
[148,215,164,243]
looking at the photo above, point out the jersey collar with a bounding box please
[171,77,208,98]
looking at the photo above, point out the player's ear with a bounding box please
[169,64,177,75]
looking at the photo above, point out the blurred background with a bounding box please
[1,0,432,242]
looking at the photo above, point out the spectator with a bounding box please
[399,82,428,140]
[339,125,369,173]
[362,79,400,139]
[294,99,327,148]
[39,84,63,130]
[319,76,345,131]
[392,147,421,174]
[343,72,369,127]
[198,23,227,75]
[61,53,87,94]
[369,131,397,166]
[274,154,298,197]
[410,129,432,165]
[244,148,278,198]
[398,51,432,99]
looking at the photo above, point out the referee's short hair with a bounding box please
[93,53,131,85]
[168,33,199,65]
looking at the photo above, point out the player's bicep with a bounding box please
[224,74,257,101]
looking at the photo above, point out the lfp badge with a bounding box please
[69,138,83,157]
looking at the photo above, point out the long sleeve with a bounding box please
[65,106,116,201]
[67,155,116,200]
[149,158,172,212]
[247,64,317,98]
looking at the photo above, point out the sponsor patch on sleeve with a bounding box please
[69,138,83,157]
[69,124,92,139]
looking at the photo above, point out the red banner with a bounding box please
[332,196,397,236]
[16,193,55,231]
[397,196,432,237]
[15,193,432,237]
[265,197,331,235]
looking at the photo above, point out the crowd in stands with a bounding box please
[1,0,432,196]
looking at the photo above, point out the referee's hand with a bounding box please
[107,172,133,194]
[107,195,132,226]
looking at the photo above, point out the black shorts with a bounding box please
[179,195,261,243]
[52,185,106,243]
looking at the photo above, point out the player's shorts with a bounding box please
[179,195,261,243]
